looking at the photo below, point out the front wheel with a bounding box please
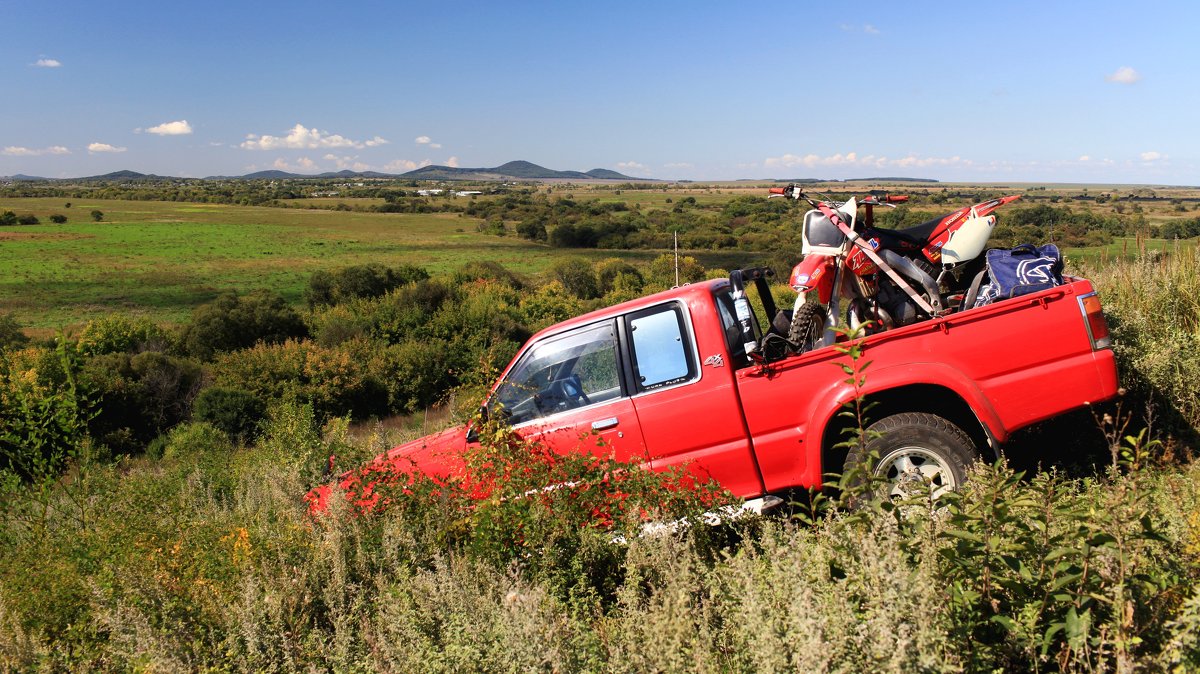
[788,303,828,354]
[844,412,978,501]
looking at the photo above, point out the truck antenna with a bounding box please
[674,231,680,287]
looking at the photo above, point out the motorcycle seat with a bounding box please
[873,216,944,252]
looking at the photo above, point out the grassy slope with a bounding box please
[0,198,601,330]
[3,185,1198,331]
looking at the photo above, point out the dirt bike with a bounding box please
[768,184,1021,352]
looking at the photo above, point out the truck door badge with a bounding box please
[703,354,724,368]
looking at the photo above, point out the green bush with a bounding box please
[305,263,429,307]
[192,387,266,445]
[212,339,387,422]
[80,350,202,453]
[0,314,29,352]
[181,290,307,360]
[76,315,169,356]
[549,257,600,299]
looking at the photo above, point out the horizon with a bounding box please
[3,1,1198,184]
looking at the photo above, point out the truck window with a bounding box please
[627,304,697,392]
[492,321,622,425]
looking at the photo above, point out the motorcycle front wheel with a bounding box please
[788,303,827,354]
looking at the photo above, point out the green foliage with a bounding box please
[0,341,93,480]
[305,263,429,307]
[181,290,307,360]
[80,350,202,453]
[76,315,169,356]
[0,314,29,352]
[646,253,707,289]
[0,211,16,226]
[1083,246,1200,436]
[157,421,233,460]
[49,214,67,224]
[595,257,644,295]
[549,257,600,299]
[192,386,266,445]
[89,209,103,222]
[15,214,38,226]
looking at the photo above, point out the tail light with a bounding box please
[1077,292,1112,350]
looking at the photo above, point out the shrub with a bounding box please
[192,386,266,445]
[90,210,103,222]
[647,253,706,289]
[76,315,169,356]
[0,342,91,480]
[450,260,524,290]
[49,214,67,224]
[181,291,307,360]
[80,350,202,452]
[15,214,38,226]
[0,211,16,226]
[212,339,387,422]
[305,264,429,307]
[157,421,233,460]
[549,257,600,299]
[595,257,644,295]
[0,314,29,352]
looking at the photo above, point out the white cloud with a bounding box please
[32,58,61,68]
[1078,155,1091,162]
[1140,151,1166,161]
[446,156,460,168]
[145,120,193,136]
[664,162,694,170]
[617,161,650,174]
[382,159,432,172]
[415,135,442,149]
[840,24,880,34]
[272,156,318,172]
[324,154,372,171]
[864,24,880,34]
[2,145,71,156]
[88,142,127,154]
[1106,66,1141,84]
[240,123,384,150]
[764,151,969,171]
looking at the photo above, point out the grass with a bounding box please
[0,196,768,332]
[4,184,1199,332]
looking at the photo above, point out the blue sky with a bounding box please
[2,1,1197,183]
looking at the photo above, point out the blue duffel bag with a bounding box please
[972,243,1064,308]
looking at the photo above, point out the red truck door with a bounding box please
[622,301,764,497]
[491,319,649,465]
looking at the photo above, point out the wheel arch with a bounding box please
[815,377,1003,483]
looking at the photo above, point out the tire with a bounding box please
[844,412,978,502]
[788,303,827,354]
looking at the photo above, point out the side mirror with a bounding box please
[465,404,488,444]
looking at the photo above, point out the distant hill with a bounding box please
[3,174,50,181]
[76,170,182,182]
[4,161,649,183]
[399,160,647,182]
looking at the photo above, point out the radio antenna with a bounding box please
[673,231,680,287]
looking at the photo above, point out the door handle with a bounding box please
[591,417,619,431]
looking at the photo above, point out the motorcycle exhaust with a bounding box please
[880,250,943,313]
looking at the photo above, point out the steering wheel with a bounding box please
[560,375,592,406]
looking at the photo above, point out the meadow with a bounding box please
[3,182,1199,332]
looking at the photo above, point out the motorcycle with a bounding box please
[768,184,1021,352]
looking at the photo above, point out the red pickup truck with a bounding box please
[310,268,1117,508]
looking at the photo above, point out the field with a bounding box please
[0,198,667,331]
[3,182,1199,333]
